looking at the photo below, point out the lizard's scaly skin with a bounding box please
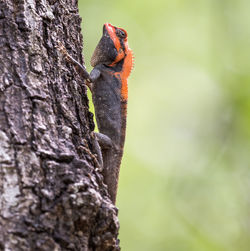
[91,23,133,203]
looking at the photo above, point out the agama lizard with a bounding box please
[58,23,133,204]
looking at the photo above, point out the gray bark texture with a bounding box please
[0,0,120,250]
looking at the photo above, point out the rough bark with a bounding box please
[0,0,120,250]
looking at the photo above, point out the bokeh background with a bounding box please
[79,1,250,250]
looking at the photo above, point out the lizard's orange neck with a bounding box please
[115,46,133,102]
[104,23,134,102]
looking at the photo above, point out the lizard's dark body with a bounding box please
[91,62,127,203]
[58,23,133,204]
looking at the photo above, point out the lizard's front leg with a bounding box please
[57,42,93,91]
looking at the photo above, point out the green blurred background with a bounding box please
[79,1,250,250]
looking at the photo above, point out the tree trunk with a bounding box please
[0,1,120,250]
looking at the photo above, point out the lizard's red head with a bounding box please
[91,23,132,72]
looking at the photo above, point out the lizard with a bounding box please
[58,23,133,204]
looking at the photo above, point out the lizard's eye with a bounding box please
[117,29,126,38]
